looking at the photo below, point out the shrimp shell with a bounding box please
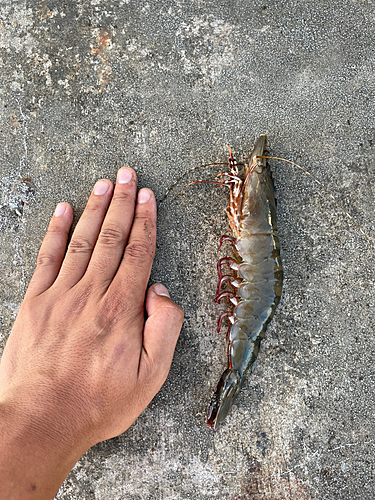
[207,134,283,431]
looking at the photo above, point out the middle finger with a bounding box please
[85,167,138,287]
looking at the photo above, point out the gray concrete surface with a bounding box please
[1,0,375,498]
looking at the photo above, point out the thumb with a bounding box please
[139,283,184,385]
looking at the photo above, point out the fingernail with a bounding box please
[138,188,151,204]
[154,284,170,297]
[117,167,133,184]
[94,180,110,195]
[54,203,66,217]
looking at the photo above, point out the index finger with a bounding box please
[109,188,156,303]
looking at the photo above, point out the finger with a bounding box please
[139,284,184,385]
[56,179,114,289]
[85,167,137,288]
[26,203,73,298]
[110,188,156,302]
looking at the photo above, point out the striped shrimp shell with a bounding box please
[207,134,283,431]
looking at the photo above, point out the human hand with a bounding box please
[0,167,184,499]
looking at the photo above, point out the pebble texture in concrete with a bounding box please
[1,0,375,499]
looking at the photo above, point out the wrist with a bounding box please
[0,394,89,499]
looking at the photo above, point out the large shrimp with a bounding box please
[206,134,283,431]
[162,134,372,431]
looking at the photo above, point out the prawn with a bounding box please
[163,134,372,431]
[198,134,283,431]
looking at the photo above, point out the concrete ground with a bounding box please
[1,0,375,498]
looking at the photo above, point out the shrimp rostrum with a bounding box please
[206,134,283,431]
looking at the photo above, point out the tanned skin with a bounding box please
[0,167,184,499]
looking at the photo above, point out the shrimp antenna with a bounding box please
[159,161,244,204]
[258,155,374,249]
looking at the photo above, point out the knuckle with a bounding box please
[68,236,93,254]
[111,191,132,206]
[70,283,94,314]
[125,239,153,261]
[98,293,122,322]
[134,213,153,225]
[100,295,122,320]
[85,200,105,214]
[47,225,66,237]
[163,303,184,323]
[36,252,57,268]
[98,224,125,247]
[98,295,141,325]
[18,296,41,323]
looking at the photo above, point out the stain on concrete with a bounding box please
[234,455,311,500]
